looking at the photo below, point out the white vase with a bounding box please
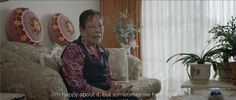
[189,64,211,84]
[124,46,131,55]
[120,43,132,55]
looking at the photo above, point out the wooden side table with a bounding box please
[0,92,26,100]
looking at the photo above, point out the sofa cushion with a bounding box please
[0,42,61,71]
[127,55,142,80]
[108,48,128,81]
[0,42,41,62]
[0,48,25,65]
[39,45,65,72]
[0,61,68,100]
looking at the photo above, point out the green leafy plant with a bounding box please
[209,16,236,62]
[114,10,139,48]
[166,46,221,78]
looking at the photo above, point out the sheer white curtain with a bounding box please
[141,0,236,100]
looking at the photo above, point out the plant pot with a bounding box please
[230,62,236,85]
[189,64,211,84]
[218,62,232,82]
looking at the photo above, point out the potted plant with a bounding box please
[208,16,236,84]
[208,44,233,81]
[209,16,236,60]
[166,46,221,83]
[114,10,138,55]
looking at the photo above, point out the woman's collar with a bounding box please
[80,36,97,47]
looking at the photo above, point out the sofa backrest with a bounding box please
[0,42,61,72]
[107,48,142,81]
[1,42,141,81]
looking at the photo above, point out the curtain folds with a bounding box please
[141,0,236,99]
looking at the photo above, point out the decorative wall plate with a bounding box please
[49,13,75,45]
[7,7,43,45]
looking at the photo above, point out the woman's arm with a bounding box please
[61,43,93,93]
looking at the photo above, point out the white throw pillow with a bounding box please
[108,48,128,81]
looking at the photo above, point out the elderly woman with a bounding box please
[60,9,138,100]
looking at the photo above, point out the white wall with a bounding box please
[0,0,99,48]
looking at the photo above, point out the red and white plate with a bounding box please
[7,7,43,45]
[49,13,75,45]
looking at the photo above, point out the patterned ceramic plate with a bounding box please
[7,7,43,45]
[49,13,75,45]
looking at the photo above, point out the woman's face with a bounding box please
[81,15,104,45]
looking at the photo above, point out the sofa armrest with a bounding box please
[0,61,68,100]
[116,78,161,99]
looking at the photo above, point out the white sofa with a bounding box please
[0,42,161,100]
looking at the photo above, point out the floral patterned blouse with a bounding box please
[61,37,115,93]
